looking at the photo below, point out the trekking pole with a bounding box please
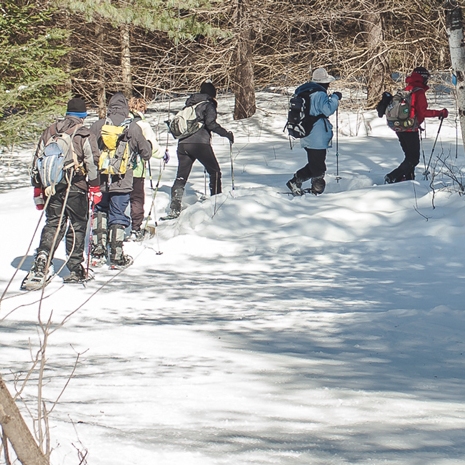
[202,168,207,200]
[229,141,235,190]
[423,117,444,180]
[335,108,341,182]
[147,160,154,190]
[86,200,96,278]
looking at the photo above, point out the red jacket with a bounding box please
[405,72,441,125]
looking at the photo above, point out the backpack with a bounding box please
[385,88,420,132]
[285,89,324,139]
[168,101,205,140]
[36,124,82,189]
[98,119,131,176]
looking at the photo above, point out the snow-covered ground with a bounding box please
[1,89,465,465]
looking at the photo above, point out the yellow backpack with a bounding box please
[99,121,131,175]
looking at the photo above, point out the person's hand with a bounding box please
[163,149,170,164]
[88,186,102,206]
[227,131,234,144]
[439,108,448,119]
[333,91,342,100]
[33,187,45,211]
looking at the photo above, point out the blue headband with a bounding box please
[66,111,87,118]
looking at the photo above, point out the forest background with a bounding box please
[0,0,455,150]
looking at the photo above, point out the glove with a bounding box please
[226,131,234,144]
[33,187,45,211]
[88,186,102,206]
[163,149,170,164]
[376,91,392,118]
[439,108,448,119]
[333,91,342,100]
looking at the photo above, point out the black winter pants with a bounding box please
[387,131,420,182]
[38,186,89,273]
[172,143,222,197]
[296,148,327,182]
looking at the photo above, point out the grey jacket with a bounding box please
[90,92,152,193]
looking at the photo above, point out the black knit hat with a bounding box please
[200,81,216,98]
[66,97,87,117]
[413,66,430,84]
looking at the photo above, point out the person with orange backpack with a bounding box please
[378,67,449,183]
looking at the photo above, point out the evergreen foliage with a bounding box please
[0,0,71,149]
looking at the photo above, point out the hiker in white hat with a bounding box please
[286,67,341,196]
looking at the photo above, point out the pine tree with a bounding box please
[0,0,71,149]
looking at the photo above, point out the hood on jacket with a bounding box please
[185,93,215,108]
[405,73,429,91]
[106,92,129,126]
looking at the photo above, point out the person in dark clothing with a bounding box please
[89,92,152,269]
[380,67,449,183]
[23,97,101,290]
[167,81,234,218]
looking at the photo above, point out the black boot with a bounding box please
[286,175,303,196]
[91,211,108,267]
[109,224,133,270]
[168,187,184,218]
[311,176,326,195]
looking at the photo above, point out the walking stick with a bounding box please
[423,117,444,180]
[229,141,235,190]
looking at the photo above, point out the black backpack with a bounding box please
[285,89,324,139]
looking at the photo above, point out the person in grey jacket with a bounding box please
[23,97,101,290]
[166,81,234,219]
[286,68,341,196]
[89,92,152,269]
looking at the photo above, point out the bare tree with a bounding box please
[445,0,465,149]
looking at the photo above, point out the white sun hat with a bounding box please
[311,68,335,84]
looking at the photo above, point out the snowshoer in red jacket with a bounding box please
[382,67,448,183]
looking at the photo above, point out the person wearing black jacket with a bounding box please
[167,81,234,218]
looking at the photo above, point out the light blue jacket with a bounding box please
[295,82,340,150]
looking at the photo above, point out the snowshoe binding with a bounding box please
[286,178,303,196]
[20,252,54,291]
[160,210,180,221]
[63,266,94,284]
[109,254,134,270]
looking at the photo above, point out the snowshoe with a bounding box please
[109,254,134,271]
[90,255,107,268]
[286,178,303,196]
[160,210,180,221]
[20,252,54,291]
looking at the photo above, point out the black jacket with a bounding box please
[179,93,230,145]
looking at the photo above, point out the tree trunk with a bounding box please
[445,0,465,147]
[121,23,133,99]
[0,377,48,465]
[95,23,106,118]
[363,9,388,107]
[233,0,256,120]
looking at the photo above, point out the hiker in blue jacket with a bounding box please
[286,68,341,196]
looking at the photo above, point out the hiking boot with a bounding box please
[286,177,303,196]
[63,266,93,284]
[311,176,326,195]
[384,174,394,184]
[21,251,53,291]
[128,229,145,242]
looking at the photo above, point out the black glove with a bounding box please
[227,131,234,144]
[376,91,392,118]
[333,91,342,100]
